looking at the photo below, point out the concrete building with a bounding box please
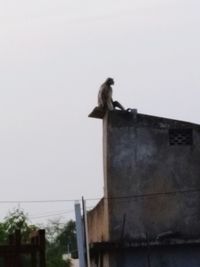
[88,109,200,267]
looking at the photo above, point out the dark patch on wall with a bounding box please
[169,129,193,146]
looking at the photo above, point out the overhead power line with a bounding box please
[0,188,199,205]
[105,188,200,200]
[30,210,75,220]
[0,199,80,204]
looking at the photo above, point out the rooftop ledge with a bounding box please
[88,107,137,119]
[88,108,200,129]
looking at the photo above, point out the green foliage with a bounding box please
[56,220,77,258]
[46,219,77,267]
[4,208,29,233]
[0,223,7,244]
[46,244,71,267]
[0,209,77,267]
[3,208,38,242]
[0,208,35,266]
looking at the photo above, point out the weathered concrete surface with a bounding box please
[88,110,200,267]
[104,111,200,241]
[87,198,109,243]
[109,246,200,267]
[90,244,200,267]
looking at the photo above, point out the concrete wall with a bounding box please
[88,110,200,267]
[104,111,200,241]
[90,245,200,267]
[87,198,109,243]
[109,246,200,267]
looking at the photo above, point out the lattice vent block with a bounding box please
[169,129,193,145]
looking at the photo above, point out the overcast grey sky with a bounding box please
[0,0,200,224]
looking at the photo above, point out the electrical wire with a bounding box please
[30,209,68,217]
[29,206,95,220]
[0,199,80,204]
[0,187,199,205]
[86,187,200,201]
[30,210,75,220]
[104,187,200,200]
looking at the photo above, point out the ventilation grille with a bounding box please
[169,129,193,145]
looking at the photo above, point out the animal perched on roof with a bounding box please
[98,78,125,111]
[98,77,114,110]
